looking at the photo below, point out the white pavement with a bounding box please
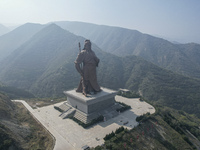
[13,96,155,150]
[12,100,75,150]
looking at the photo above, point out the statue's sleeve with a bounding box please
[74,52,84,75]
[74,52,84,64]
[93,52,100,66]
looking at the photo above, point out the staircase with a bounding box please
[58,102,71,112]
[58,102,76,119]
[73,110,90,124]
[73,110,99,124]
[56,101,122,125]
[60,109,76,119]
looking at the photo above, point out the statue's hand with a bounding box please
[96,62,99,67]
[80,72,84,77]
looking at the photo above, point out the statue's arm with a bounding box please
[75,63,83,76]
[93,52,100,67]
[74,52,84,76]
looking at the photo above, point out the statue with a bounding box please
[75,40,101,96]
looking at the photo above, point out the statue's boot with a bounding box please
[83,91,87,97]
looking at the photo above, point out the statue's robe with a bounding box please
[75,49,101,93]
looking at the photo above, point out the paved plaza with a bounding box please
[13,95,155,150]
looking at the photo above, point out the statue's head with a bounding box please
[84,40,91,50]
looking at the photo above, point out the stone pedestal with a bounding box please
[63,87,117,114]
[61,87,122,124]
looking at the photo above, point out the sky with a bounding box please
[0,0,200,44]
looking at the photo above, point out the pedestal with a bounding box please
[63,87,117,114]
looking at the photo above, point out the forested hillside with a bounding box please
[0,93,24,149]
[55,21,200,79]
[0,84,34,99]
[0,84,34,120]
[93,106,200,150]
[0,91,53,149]
[120,56,200,116]
[0,93,14,119]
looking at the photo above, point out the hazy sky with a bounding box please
[0,0,200,43]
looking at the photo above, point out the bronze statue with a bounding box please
[75,40,101,96]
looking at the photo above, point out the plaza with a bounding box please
[13,95,155,150]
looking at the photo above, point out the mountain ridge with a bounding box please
[55,21,200,79]
[0,24,10,36]
[0,24,85,97]
[0,23,44,61]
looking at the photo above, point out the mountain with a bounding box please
[0,83,34,119]
[0,23,200,117]
[0,24,10,36]
[0,23,44,61]
[120,55,200,116]
[0,93,20,150]
[55,21,200,79]
[0,84,35,99]
[0,89,52,149]
[0,23,84,97]
[0,87,31,149]
[0,93,14,119]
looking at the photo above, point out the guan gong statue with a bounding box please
[75,40,101,96]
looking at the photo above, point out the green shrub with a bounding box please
[115,126,124,134]
[136,112,151,122]
[117,90,140,98]
[104,131,115,141]
[116,102,131,112]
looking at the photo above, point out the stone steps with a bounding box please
[73,110,99,124]
[73,110,90,124]
[58,102,72,112]
[60,109,76,119]
[56,101,122,125]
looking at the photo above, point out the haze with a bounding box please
[0,0,200,44]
